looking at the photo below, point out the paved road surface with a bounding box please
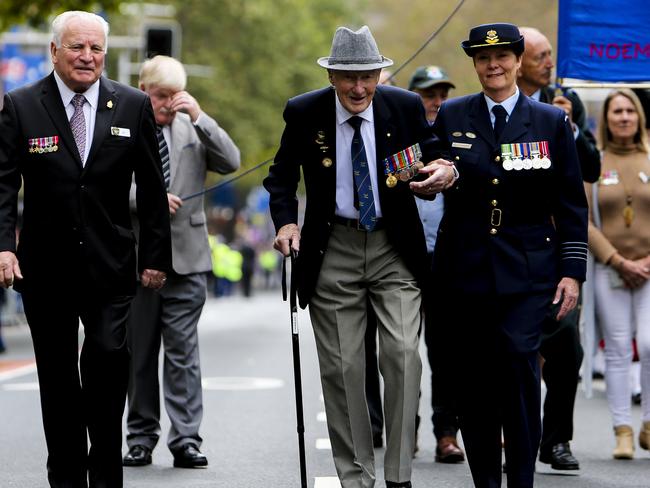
[1,290,648,487]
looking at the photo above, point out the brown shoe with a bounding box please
[435,436,465,463]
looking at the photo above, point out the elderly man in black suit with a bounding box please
[0,11,171,488]
[264,25,456,488]
[423,23,588,488]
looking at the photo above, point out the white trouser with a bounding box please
[594,263,650,427]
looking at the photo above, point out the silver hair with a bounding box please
[51,11,110,51]
[139,55,187,91]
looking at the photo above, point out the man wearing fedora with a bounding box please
[264,25,456,488]
[422,23,588,488]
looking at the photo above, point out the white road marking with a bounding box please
[314,477,341,488]
[3,382,39,391]
[0,363,37,382]
[201,377,284,390]
[316,438,332,450]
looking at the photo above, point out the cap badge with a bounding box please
[485,30,499,45]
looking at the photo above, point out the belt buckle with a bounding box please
[491,208,502,227]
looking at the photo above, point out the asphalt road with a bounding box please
[1,289,649,487]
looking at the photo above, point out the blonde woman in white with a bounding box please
[586,88,650,459]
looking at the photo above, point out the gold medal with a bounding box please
[386,174,397,188]
[322,157,332,168]
[398,171,410,182]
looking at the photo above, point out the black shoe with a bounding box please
[539,442,580,470]
[386,482,411,488]
[123,445,152,467]
[172,444,208,468]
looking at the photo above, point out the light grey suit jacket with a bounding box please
[131,111,240,274]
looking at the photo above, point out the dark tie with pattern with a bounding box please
[492,104,507,142]
[70,94,86,161]
[347,116,376,231]
[156,125,171,190]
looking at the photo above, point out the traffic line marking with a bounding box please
[0,361,37,382]
[314,477,341,488]
[315,438,332,450]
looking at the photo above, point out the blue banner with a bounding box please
[557,0,650,82]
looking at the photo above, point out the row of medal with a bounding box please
[28,136,59,154]
[500,141,551,171]
[383,143,423,188]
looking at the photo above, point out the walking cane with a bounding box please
[282,249,308,488]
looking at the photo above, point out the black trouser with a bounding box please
[423,301,460,440]
[539,303,583,455]
[443,291,552,488]
[22,285,131,488]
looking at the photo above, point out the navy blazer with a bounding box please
[432,92,588,295]
[0,73,172,295]
[264,85,437,308]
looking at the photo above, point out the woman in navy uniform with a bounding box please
[412,23,588,488]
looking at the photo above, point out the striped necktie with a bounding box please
[70,94,86,162]
[156,125,171,190]
[348,116,376,231]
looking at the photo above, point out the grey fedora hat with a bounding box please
[317,25,393,71]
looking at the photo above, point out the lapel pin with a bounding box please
[465,132,476,139]
[107,100,113,109]
[452,131,463,137]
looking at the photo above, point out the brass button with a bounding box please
[546,237,551,242]
[490,228,498,235]
[492,178,500,185]
[491,199,498,207]
[495,155,501,162]
[455,156,460,161]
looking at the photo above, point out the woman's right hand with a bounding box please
[614,256,650,289]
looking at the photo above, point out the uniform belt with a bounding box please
[333,215,385,231]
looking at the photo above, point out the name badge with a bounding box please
[451,142,472,149]
[110,127,131,138]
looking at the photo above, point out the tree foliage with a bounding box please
[0,1,122,32]
[170,0,358,184]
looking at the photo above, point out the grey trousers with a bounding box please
[309,224,422,488]
[126,272,207,452]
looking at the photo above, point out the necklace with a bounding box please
[610,159,634,227]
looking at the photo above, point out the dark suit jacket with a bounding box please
[432,92,588,295]
[264,85,437,308]
[539,86,601,183]
[0,73,171,296]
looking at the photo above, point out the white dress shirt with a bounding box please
[484,87,520,128]
[334,94,382,219]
